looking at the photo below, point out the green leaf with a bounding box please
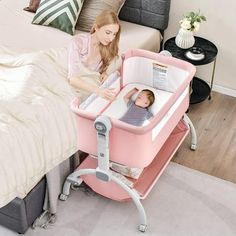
[189,12,195,18]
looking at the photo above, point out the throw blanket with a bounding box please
[0,47,78,208]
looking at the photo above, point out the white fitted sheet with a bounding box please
[103,83,173,123]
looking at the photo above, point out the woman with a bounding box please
[68,10,121,101]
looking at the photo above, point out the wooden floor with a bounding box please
[172,91,236,184]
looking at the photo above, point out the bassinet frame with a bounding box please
[60,113,196,232]
[60,49,197,232]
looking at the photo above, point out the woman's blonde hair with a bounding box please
[91,10,121,74]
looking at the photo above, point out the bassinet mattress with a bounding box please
[0,47,78,208]
[81,82,173,129]
[0,0,161,53]
[102,84,172,126]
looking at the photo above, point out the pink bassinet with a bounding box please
[60,49,197,232]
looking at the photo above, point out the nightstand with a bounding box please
[163,36,218,104]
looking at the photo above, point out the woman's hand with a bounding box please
[100,72,108,83]
[99,88,116,101]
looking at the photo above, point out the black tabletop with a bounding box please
[164,36,218,65]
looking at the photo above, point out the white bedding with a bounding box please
[0,0,161,54]
[0,47,78,207]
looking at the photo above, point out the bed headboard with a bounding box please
[119,0,171,32]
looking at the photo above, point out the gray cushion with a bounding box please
[119,0,171,31]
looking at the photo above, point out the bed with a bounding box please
[0,0,171,233]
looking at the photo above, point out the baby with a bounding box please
[119,88,155,126]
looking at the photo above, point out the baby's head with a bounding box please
[135,89,155,108]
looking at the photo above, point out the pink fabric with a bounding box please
[70,48,196,201]
[79,120,189,201]
[120,49,196,134]
[73,90,190,168]
[68,33,102,78]
[71,48,195,167]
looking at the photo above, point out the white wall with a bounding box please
[164,0,236,97]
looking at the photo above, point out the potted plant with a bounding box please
[175,11,206,49]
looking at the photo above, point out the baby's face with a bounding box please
[135,91,150,108]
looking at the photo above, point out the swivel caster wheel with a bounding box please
[59,193,68,201]
[71,183,82,191]
[191,144,197,150]
[139,224,147,232]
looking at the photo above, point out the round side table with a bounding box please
[163,36,218,104]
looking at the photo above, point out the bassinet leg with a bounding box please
[183,114,197,150]
[60,168,147,231]
[94,116,147,231]
[59,169,96,201]
[111,175,147,232]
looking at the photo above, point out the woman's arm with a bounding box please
[123,88,139,104]
[68,35,115,100]
[70,76,115,100]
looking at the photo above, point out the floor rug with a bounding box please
[1,162,236,236]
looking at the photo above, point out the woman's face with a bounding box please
[95,23,119,46]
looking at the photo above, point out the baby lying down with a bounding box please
[119,87,155,126]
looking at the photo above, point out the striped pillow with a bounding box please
[32,0,84,35]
